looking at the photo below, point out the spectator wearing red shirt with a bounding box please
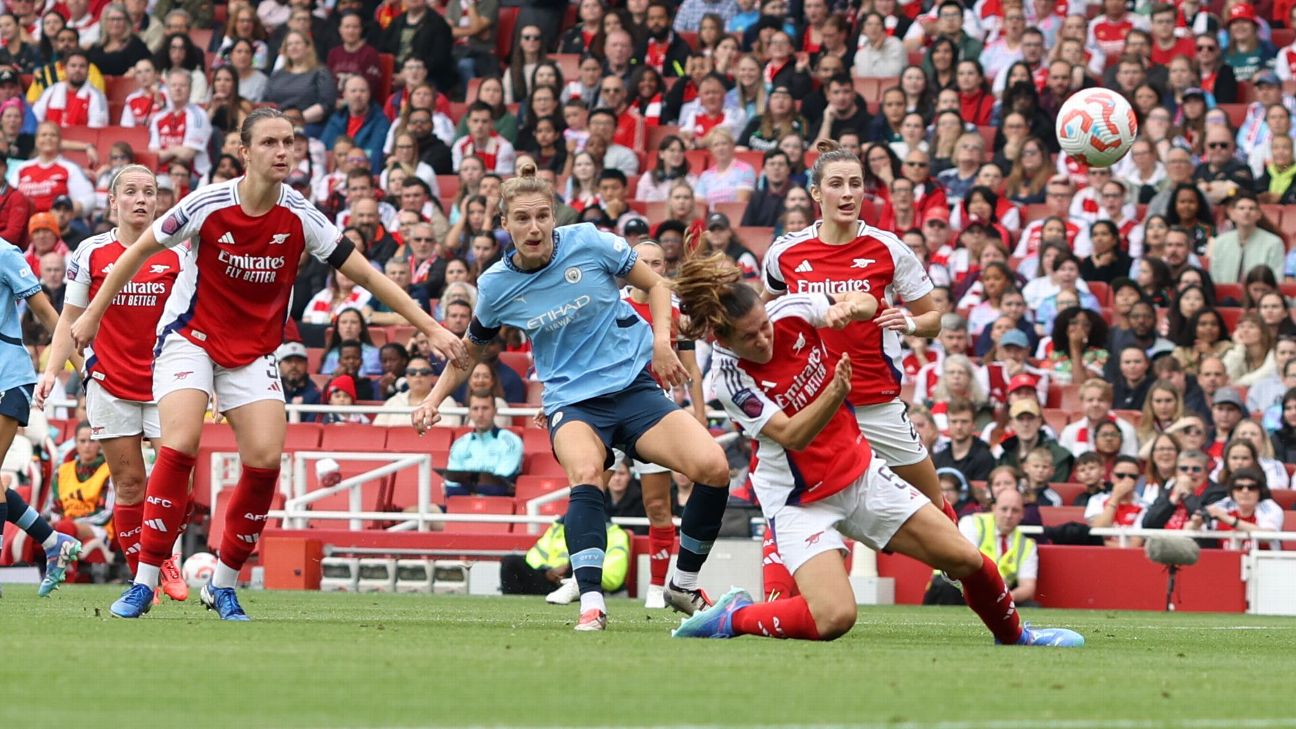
[1149,3,1195,64]
[0,156,32,249]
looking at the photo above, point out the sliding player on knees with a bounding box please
[37,164,191,604]
[670,253,1083,647]
[71,108,466,620]
[0,239,81,595]
[759,139,954,598]
[412,162,732,631]
[621,240,707,609]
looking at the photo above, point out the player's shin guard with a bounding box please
[6,488,54,546]
[731,596,822,640]
[674,483,728,588]
[761,525,798,601]
[960,552,1024,645]
[138,448,196,582]
[648,525,675,587]
[114,501,144,575]
[564,485,607,596]
[216,464,281,579]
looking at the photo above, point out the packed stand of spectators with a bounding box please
[3,0,1295,541]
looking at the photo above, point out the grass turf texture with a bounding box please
[3,586,1294,729]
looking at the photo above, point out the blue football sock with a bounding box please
[6,489,52,544]
[564,484,607,595]
[676,483,729,576]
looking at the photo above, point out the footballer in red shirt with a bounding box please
[670,250,1083,647]
[36,164,191,603]
[72,109,467,621]
[763,141,953,523]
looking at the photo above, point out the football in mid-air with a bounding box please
[1055,88,1138,168]
[183,552,218,588]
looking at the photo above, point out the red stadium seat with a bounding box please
[386,425,454,452]
[388,467,446,510]
[436,175,460,203]
[306,347,324,373]
[552,54,581,83]
[445,495,515,534]
[852,76,897,103]
[526,452,567,477]
[734,150,764,171]
[284,422,323,451]
[1218,103,1247,128]
[1046,383,1082,411]
[1051,482,1087,505]
[646,124,682,152]
[1042,407,1071,435]
[1039,506,1086,526]
[1113,409,1141,428]
[498,351,531,379]
[1218,306,1244,332]
[1214,283,1244,303]
[1087,280,1111,306]
[495,6,520,63]
[1270,490,1296,509]
[104,75,135,104]
[1285,511,1296,531]
[712,201,747,223]
[515,475,568,502]
[320,424,388,451]
[522,427,550,454]
[375,53,394,107]
[734,226,775,259]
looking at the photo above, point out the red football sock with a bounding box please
[114,501,144,574]
[761,525,798,600]
[731,596,822,640]
[217,465,281,570]
[941,498,959,524]
[648,525,675,587]
[960,553,1024,644]
[139,447,195,568]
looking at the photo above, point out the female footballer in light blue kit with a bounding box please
[412,161,732,631]
[0,238,82,596]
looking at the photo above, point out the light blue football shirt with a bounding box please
[0,240,42,392]
[471,223,653,414]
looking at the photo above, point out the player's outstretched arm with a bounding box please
[411,338,485,434]
[872,292,943,338]
[70,230,166,351]
[758,355,853,451]
[35,302,86,408]
[337,249,468,369]
[624,257,687,388]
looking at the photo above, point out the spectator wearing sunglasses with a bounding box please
[373,356,438,426]
[1193,467,1284,550]
[1141,449,1228,531]
[1193,126,1255,205]
[1084,454,1148,547]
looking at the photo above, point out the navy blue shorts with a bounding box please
[0,384,33,427]
[548,369,679,469]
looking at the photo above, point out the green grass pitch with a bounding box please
[3,585,1295,729]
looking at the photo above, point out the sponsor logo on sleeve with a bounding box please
[160,209,188,236]
[732,388,764,419]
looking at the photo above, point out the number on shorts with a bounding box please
[265,354,279,382]
[899,407,919,442]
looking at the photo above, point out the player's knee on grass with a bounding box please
[811,595,858,641]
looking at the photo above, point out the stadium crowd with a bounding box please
[3,0,1296,577]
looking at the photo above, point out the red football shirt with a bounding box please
[152,179,341,368]
[713,294,873,509]
[65,231,182,401]
[763,221,935,406]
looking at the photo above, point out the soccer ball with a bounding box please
[182,552,218,588]
[1055,88,1138,168]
